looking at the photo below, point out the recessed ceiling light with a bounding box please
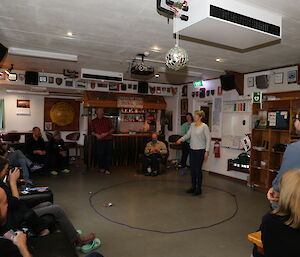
[216,58,224,63]
[67,32,73,36]
[151,46,161,53]
[155,74,160,78]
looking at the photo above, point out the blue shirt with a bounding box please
[272,141,300,192]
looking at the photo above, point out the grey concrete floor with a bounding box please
[34,162,269,257]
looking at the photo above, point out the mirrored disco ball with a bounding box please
[165,45,189,71]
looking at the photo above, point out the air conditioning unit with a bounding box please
[173,0,282,50]
[81,68,123,82]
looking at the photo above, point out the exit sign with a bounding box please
[193,81,204,87]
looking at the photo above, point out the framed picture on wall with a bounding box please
[181,98,188,115]
[182,85,187,96]
[39,76,47,83]
[288,70,297,84]
[274,73,284,84]
[247,77,254,87]
[48,77,54,84]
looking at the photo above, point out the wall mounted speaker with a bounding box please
[0,43,8,62]
[220,75,236,91]
[25,71,39,85]
[256,75,269,89]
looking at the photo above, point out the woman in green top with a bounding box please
[180,113,193,168]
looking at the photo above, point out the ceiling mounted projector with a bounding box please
[173,0,282,51]
[131,54,154,76]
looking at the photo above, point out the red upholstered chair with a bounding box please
[1,133,21,144]
[65,132,80,158]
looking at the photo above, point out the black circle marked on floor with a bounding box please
[89,180,238,234]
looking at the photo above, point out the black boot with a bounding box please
[194,187,202,195]
[186,188,195,194]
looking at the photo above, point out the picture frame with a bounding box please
[247,77,254,87]
[76,81,86,89]
[274,72,284,84]
[55,78,63,85]
[181,98,188,115]
[97,83,108,88]
[39,76,47,83]
[65,80,73,87]
[182,85,187,97]
[48,76,54,84]
[109,82,119,91]
[8,73,17,81]
[19,74,25,81]
[288,70,297,84]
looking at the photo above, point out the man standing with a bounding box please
[143,133,167,176]
[91,108,114,175]
[267,112,300,207]
[25,127,47,166]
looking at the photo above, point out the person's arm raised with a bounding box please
[9,168,20,199]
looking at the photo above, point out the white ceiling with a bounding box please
[0,0,300,84]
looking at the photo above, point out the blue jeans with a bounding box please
[8,150,32,180]
[190,149,205,189]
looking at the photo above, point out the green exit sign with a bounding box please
[193,81,204,87]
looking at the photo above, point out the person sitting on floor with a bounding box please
[47,131,70,176]
[25,127,47,166]
[256,169,300,257]
[0,142,42,185]
[143,133,167,176]
[0,156,96,248]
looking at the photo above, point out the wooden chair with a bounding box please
[248,231,264,255]
[65,132,81,158]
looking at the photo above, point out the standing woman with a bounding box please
[177,110,211,195]
[179,113,194,168]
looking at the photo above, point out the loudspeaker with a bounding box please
[256,75,269,89]
[0,43,8,62]
[220,75,235,91]
[25,71,39,85]
[138,82,149,94]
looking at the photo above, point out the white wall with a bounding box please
[0,88,86,147]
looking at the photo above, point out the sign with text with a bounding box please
[117,96,143,108]
[252,92,262,104]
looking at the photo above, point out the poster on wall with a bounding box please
[44,98,80,131]
[16,99,31,115]
[181,98,188,115]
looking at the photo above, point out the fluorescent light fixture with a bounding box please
[150,46,161,52]
[216,58,224,63]
[6,89,49,95]
[155,74,160,78]
[8,47,78,62]
[67,32,73,36]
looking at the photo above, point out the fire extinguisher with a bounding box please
[214,140,221,158]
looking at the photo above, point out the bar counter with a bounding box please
[84,133,165,167]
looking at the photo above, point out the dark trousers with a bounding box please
[48,152,69,171]
[27,154,48,166]
[180,142,190,167]
[96,139,113,171]
[142,153,161,172]
[190,149,205,189]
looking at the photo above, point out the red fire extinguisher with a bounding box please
[214,140,221,158]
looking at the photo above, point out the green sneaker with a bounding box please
[62,169,70,174]
[50,171,58,176]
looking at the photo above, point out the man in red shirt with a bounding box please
[91,108,114,175]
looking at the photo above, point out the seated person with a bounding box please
[143,133,167,176]
[0,187,100,257]
[256,169,300,257]
[0,142,42,185]
[47,131,70,175]
[0,156,96,247]
[25,127,47,166]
